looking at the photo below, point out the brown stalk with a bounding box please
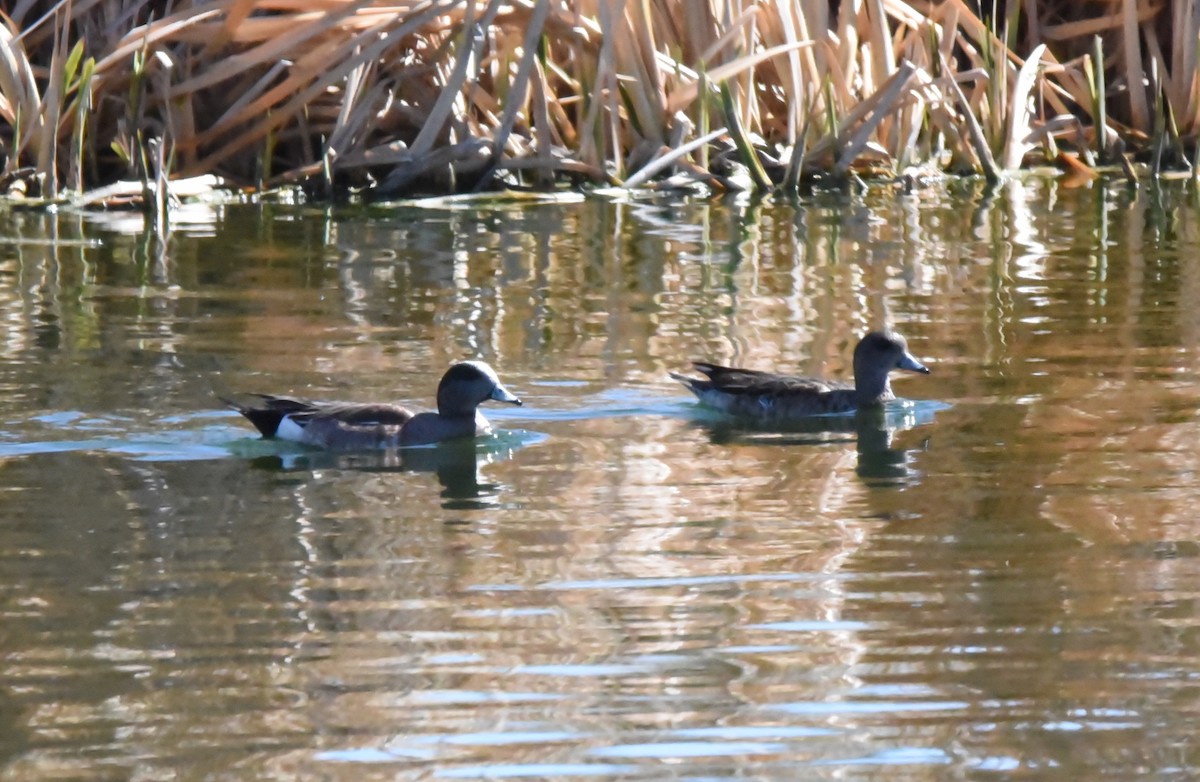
[769,0,804,145]
[5,0,1198,196]
[184,28,390,160]
[939,0,1083,120]
[326,59,381,164]
[164,3,376,97]
[1121,0,1150,132]
[939,52,1000,181]
[664,40,815,115]
[623,126,725,188]
[528,56,555,185]
[1040,3,1160,40]
[92,9,224,86]
[36,4,71,199]
[1169,0,1199,129]
[186,2,453,172]
[0,15,43,164]
[1002,43,1045,169]
[865,0,895,90]
[610,0,664,146]
[203,0,260,55]
[410,0,505,158]
[489,0,550,159]
[696,7,759,66]
[833,60,917,175]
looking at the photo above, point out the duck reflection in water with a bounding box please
[245,438,514,507]
[687,404,929,484]
[670,331,933,483]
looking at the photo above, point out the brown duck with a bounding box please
[670,331,929,419]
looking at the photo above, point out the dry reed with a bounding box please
[0,0,1196,204]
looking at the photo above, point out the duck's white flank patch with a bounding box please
[275,416,308,442]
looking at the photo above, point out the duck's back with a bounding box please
[682,363,858,418]
[225,395,415,443]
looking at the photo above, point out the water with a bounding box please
[3,179,1200,780]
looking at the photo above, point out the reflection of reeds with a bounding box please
[1,2,1197,200]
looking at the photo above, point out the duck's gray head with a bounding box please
[852,331,929,401]
[437,360,523,417]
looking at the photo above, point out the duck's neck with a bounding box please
[398,411,479,446]
[853,371,894,405]
[436,392,477,419]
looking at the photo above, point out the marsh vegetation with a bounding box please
[2,0,1197,203]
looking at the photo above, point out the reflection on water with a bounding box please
[680,400,942,486]
[242,434,534,509]
[4,180,1200,779]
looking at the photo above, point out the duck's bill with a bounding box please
[898,352,931,374]
[490,385,523,405]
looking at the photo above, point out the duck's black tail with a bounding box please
[220,394,317,438]
[668,369,710,398]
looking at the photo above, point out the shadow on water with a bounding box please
[681,400,943,486]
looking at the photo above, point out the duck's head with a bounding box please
[852,331,929,401]
[437,360,523,417]
[855,331,929,376]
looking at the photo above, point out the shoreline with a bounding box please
[1,2,1196,207]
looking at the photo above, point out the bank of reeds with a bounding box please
[2,0,1199,204]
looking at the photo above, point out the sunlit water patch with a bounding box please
[0,410,240,460]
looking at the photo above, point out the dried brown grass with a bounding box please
[0,0,1196,202]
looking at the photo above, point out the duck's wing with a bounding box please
[223,394,414,438]
[297,408,416,449]
[299,401,415,427]
[690,362,849,396]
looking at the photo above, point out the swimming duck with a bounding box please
[670,331,929,419]
[225,360,522,448]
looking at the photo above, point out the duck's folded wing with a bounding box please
[692,363,845,396]
[299,414,411,449]
[224,395,414,438]
[305,402,415,426]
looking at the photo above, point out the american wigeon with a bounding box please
[225,360,522,449]
[670,330,929,419]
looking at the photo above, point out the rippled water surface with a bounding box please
[4,181,1200,780]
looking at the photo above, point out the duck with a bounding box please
[224,360,522,449]
[670,330,929,419]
